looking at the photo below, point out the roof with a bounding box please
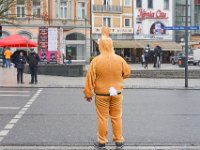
[112,40,182,51]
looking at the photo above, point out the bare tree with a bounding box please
[0,0,15,24]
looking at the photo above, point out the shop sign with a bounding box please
[138,9,168,21]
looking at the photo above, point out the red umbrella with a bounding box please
[0,34,37,47]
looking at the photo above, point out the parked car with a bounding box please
[171,51,194,65]
[193,49,200,66]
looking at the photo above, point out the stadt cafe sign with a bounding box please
[135,9,172,40]
[138,8,168,20]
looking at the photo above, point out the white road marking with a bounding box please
[9,119,19,124]
[24,105,31,108]
[0,88,43,143]
[14,115,22,119]
[0,94,30,97]
[0,107,20,110]
[21,108,28,111]
[0,130,9,136]
[4,124,14,130]
[0,91,30,93]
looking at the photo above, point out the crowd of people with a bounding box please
[1,47,40,84]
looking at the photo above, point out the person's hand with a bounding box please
[85,97,92,102]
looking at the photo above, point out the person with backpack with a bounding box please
[15,52,26,84]
[143,44,150,69]
[27,49,40,84]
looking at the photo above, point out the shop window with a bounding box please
[164,0,169,10]
[16,0,25,18]
[150,22,166,35]
[103,17,111,27]
[148,0,153,9]
[33,0,41,18]
[136,0,142,8]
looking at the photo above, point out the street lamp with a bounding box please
[185,0,189,88]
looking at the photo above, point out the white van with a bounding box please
[193,49,200,66]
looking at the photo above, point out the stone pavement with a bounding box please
[0,64,200,89]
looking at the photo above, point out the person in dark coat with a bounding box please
[153,43,162,68]
[143,44,150,69]
[27,49,40,84]
[15,52,26,84]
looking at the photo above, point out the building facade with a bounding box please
[91,0,134,60]
[1,0,91,63]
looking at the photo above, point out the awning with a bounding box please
[112,40,182,51]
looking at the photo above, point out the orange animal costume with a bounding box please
[84,27,130,144]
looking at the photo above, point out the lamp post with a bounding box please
[185,0,189,88]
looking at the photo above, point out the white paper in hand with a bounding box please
[109,87,117,96]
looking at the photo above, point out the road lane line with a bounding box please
[0,91,30,93]
[4,124,14,130]
[0,130,9,136]
[0,88,43,143]
[0,94,30,97]
[9,119,19,124]
[14,115,22,119]
[0,107,20,110]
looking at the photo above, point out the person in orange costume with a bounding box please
[84,27,130,149]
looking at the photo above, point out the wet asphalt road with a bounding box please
[0,88,200,146]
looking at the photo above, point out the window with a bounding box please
[16,0,25,18]
[148,0,153,8]
[103,17,111,27]
[103,0,111,6]
[124,0,131,6]
[124,18,130,27]
[164,0,169,9]
[33,0,41,18]
[60,1,68,19]
[136,0,142,8]
[77,2,86,20]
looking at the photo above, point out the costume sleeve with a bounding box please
[122,58,131,79]
[83,59,96,98]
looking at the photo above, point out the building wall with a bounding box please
[2,0,91,62]
[92,0,134,39]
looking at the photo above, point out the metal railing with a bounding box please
[93,5,122,13]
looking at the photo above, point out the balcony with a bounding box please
[92,27,134,40]
[93,5,122,13]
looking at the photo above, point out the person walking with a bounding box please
[15,52,26,84]
[153,43,162,68]
[84,27,130,149]
[4,47,12,68]
[2,48,6,68]
[143,44,150,69]
[27,49,40,84]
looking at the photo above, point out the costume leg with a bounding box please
[110,94,124,142]
[95,95,110,144]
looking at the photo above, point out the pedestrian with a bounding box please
[27,49,40,84]
[2,47,6,68]
[4,47,12,68]
[67,53,72,64]
[144,44,150,69]
[83,27,130,150]
[14,52,26,84]
[153,43,162,68]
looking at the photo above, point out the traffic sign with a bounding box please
[163,26,199,30]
